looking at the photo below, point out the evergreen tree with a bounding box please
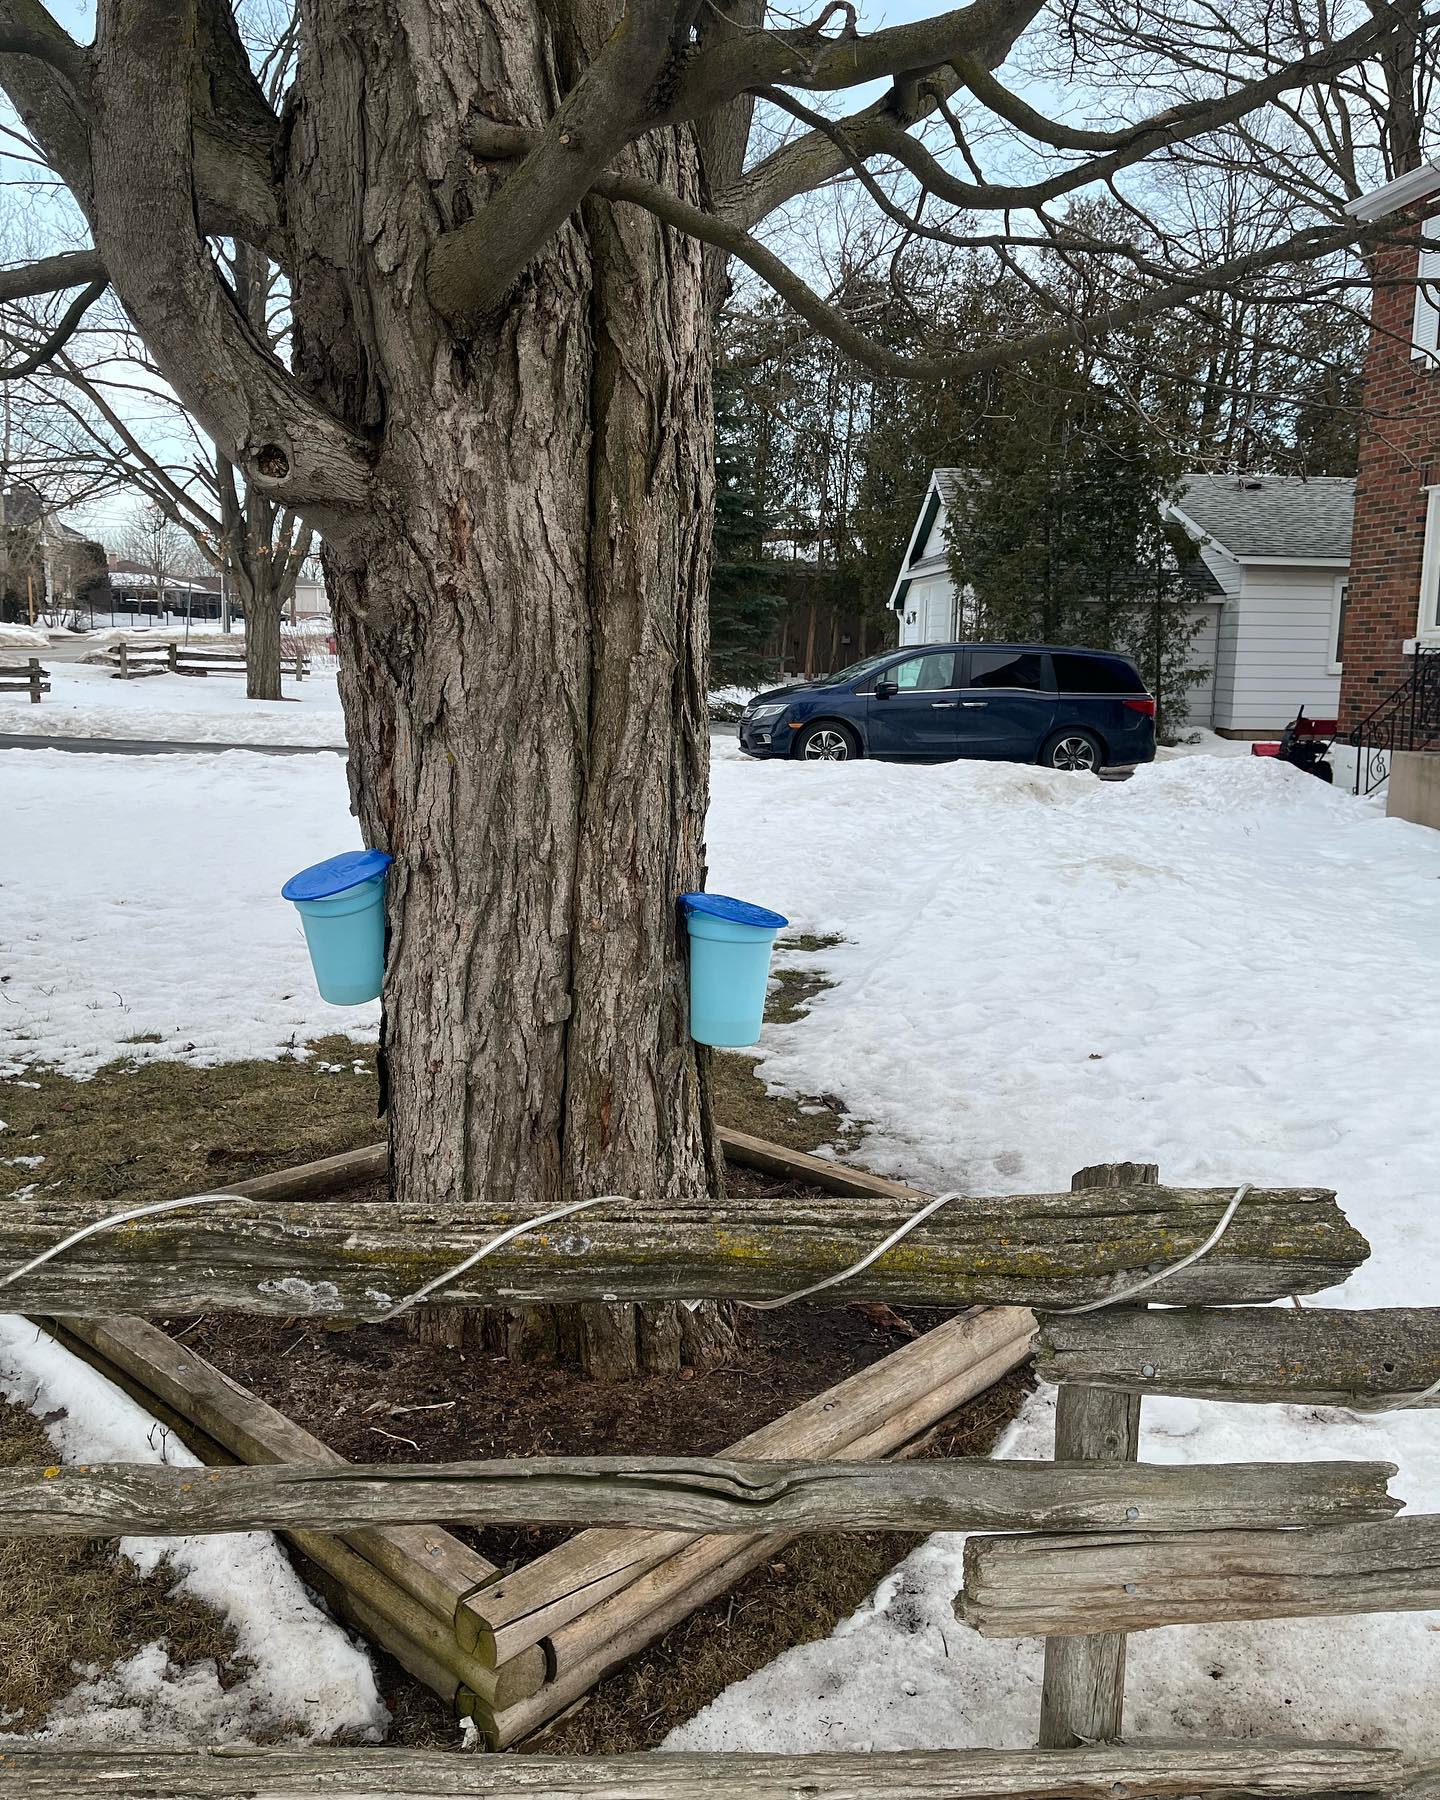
[710,370,782,686]
[947,363,1208,741]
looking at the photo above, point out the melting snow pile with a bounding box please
[667,748,1440,1757]
[0,1317,385,1745]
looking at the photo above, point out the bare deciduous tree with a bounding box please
[0,0,1425,1375]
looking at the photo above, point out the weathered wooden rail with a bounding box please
[0,654,49,702]
[5,1147,1432,1793]
[1037,1306,1440,1406]
[961,1515,1440,1636]
[0,1453,1400,1538]
[0,1742,1415,1799]
[1,1181,1369,1314]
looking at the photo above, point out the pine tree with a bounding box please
[947,361,1208,741]
[710,370,782,687]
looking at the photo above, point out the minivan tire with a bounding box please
[795,721,860,762]
[1041,728,1104,773]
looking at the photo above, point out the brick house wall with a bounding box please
[1339,214,1440,729]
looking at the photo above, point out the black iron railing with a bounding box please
[1348,645,1440,795]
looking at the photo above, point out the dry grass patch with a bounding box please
[0,1035,382,1213]
[0,1399,241,1733]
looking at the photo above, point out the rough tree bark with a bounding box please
[284,0,737,1377]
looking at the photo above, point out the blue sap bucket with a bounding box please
[281,849,394,1005]
[681,892,788,1047]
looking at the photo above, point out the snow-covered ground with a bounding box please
[1,750,368,1073]
[0,1317,385,1745]
[1,742,1437,1754]
[0,659,346,746]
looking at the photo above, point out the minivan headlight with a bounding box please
[748,702,787,722]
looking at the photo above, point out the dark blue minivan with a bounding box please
[737,643,1156,772]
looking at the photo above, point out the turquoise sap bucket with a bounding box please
[681,892,788,1047]
[281,849,394,1005]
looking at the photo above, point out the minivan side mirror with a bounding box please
[874,678,898,700]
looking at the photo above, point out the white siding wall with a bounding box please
[1174,601,1220,729]
[1214,565,1344,733]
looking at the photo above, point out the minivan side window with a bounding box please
[968,649,1047,691]
[1051,652,1145,694]
[885,652,957,691]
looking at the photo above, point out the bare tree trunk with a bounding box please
[246,587,283,700]
[285,0,737,1378]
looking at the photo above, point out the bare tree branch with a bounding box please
[428,0,685,322]
[84,0,368,515]
[0,23,84,81]
[604,168,1376,381]
[0,247,105,302]
[0,275,103,376]
[659,0,1045,119]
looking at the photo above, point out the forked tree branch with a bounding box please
[0,275,104,376]
[657,0,1045,119]
[0,23,84,81]
[86,0,369,516]
[428,0,684,322]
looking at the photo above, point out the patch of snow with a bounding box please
[0,661,346,746]
[0,749,374,1073]
[0,622,49,650]
[0,1315,385,1746]
[1155,728,1257,759]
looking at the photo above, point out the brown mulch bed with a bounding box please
[168,1292,964,1574]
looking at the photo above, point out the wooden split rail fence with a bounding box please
[109,639,308,680]
[3,1148,1436,1797]
[0,653,49,702]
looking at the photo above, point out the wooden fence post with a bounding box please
[167,641,178,672]
[27,656,40,703]
[117,640,129,680]
[1037,1160,1158,1750]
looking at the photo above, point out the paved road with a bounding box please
[1,724,741,756]
[0,733,342,756]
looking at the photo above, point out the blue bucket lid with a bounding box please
[282,849,393,902]
[680,891,788,929]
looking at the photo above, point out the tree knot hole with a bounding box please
[255,443,291,480]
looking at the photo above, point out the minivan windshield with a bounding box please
[815,652,900,687]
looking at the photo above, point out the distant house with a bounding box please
[0,486,108,624]
[103,556,224,623]
[888,467,1353,734]
[1165,475,1353,735]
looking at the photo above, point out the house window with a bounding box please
[1421,487,1440,639]
[1414,218,1440,364]
[1330,577,1348,673]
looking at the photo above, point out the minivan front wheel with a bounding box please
[1043,729,1104,773]
[796,722,859,762]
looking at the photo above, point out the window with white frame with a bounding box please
[1419,486,1440,638]
[1414,218,1440,363]
[1330,576,1348,672]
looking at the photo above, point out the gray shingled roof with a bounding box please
[1173,473,1354,562]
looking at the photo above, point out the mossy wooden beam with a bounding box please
[0,1454,1399,1538]
[959,1515,1440,1637]
[2,1183,1369,1315]
[1037,1307,1440,1407]
[0,1741,1410,1798]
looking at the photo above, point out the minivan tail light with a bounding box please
[1124,696,1157,717]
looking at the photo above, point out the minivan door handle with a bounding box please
[930,700,958,709]
[960,700,988,708]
